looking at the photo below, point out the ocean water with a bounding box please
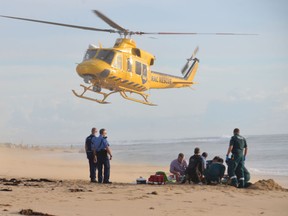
[110,134,288,177]
[44,134,288,177]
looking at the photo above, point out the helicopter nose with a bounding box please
[76,62,95,75]
[76,60,111,81]
[76,61,101,79]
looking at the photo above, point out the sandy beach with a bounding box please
[1,145,287,216]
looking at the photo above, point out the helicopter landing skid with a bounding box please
[72,84,118,104]
[118,87,157,106]
[72,84,156,106]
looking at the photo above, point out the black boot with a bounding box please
[238,179,245,188]
[230,178,238,188]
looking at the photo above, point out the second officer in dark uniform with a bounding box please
[85,127,97,183]
[226,128,248,188]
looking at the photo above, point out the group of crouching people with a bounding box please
[170,148,251,188]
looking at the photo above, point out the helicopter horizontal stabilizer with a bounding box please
[172,81,197,85]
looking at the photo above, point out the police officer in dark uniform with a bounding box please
[85,127,97,183]
[95,128,112,184]
[226,128,248,188]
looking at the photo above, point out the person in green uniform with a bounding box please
[226,158,251,187]
[205,157,226,185]
[236,163,251,187]
[226,128,248,188]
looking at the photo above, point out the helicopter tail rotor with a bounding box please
[192,46,199,59]
[181,46,199,75]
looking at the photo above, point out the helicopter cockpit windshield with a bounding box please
[83,49,98,61]
[83,49,115,65]
[95,50,115,65]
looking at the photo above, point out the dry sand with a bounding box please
[1,145,288,216]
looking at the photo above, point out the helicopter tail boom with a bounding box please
[150,58,199,89]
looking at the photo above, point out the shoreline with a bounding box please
[1,145,288,216]
[1,145,287,188]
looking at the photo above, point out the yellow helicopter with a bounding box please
[0,10,255,106]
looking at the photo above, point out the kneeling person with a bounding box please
[170,153,188,182]
[205,157,226,185]
[184,147,205,184]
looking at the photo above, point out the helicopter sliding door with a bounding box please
[127,57,133,72]
[142,64,147,84]
[112,53,123,70]
[135,61,148,85]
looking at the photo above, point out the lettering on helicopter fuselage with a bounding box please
[159,76,172,84]
[151,76,158,82]
[151,75,172,84]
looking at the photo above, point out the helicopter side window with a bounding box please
[83,49,98,61]
[127,58,132,72]
[113,54,123,69]
[132,48,141,57]
[143,64,147,77]
[95,50,115,65]
[135,61,142,75]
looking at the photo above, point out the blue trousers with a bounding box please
[87,152,97,181]
[97,151,110,183]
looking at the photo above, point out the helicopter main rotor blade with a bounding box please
[92,11,257,36]
[93,10,127,33]
[136,32,258,36]
[0,15,117,33]
[0,12,258,36]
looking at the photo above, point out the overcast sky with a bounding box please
[0,0,287,145]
